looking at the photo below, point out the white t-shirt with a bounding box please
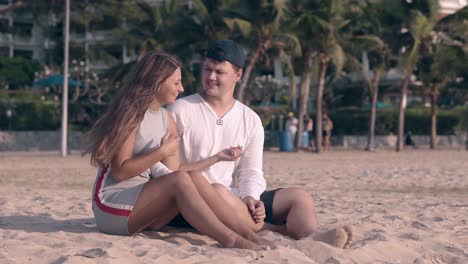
[167,94,266,200]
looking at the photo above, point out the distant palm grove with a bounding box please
[0,0,467,152]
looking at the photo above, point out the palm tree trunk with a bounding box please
[237,41,270,103]
[366,66,383,151]
[296,53,313,150]
[430,84,438,149]
[397,75,410,152]
[73,85,80,102]
[315,54,329,153]
[465,129,468,150]
[282,54,297,112]
[84,18,90,96]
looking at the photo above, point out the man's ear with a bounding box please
[236,69,243,82]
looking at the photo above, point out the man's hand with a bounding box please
[242,196,266,223]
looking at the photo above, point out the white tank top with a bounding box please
[134,107,173,178]
[134,107,168,155]
[94,107,172,200]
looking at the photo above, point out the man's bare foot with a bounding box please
[224,236,269,250]
[310,225,354,249]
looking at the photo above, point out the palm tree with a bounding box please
[173,0,236,93]
[394,0,441,151]
[222,0,288,103]
[419,6,467,149]
[348,0,397,151]
[287,0,348,152]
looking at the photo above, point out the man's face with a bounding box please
[201,58,242,98]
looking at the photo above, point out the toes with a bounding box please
[343,225,354,248]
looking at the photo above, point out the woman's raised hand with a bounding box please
[160,132,179,157]
[217,145,244,162]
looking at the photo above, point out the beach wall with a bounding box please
[0,131,84,151]
[0,131,466,151]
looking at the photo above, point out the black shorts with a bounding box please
[167,188,283,228]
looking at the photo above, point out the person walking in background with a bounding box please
[405,131,417,149]
[304,115,315,151]
[286,112,298,147]
[322,112,333,150]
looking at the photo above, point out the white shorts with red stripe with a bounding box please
[92,165,148,235]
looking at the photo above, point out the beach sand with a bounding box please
[1,150,467,263]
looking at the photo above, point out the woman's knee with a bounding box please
[211,183,229,193]
[170,170,192,189]
[212,184,244,208]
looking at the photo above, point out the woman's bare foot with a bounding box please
[224,235,269,250]
[246,233,274,248]
[310,225,354,249]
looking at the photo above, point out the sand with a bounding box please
[0,150,467,263]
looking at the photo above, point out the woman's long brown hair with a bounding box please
[83,52,181,167]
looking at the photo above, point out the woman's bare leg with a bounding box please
[211,184,264,232]
[128,171,259,250]
[188,171,272,247]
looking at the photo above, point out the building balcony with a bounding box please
[0,32,10,43]
[70,30,118,45]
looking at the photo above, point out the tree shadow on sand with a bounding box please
[141,227,211,246]
[1,215,211,246]
[0,215,97,233]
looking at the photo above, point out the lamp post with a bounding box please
[6,109,12,130]
[61,0,70,157]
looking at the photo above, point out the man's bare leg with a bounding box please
[211,185,353,248]
[269,188,353,248]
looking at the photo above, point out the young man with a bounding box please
[167,40,353,248]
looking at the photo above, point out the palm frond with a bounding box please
[328,43,345,78]
[224,18,252,37]
[352,35,385,51]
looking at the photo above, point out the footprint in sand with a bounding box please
[411,221,429,230]
[364,233,387,242]
[75,248,108,258]
[399,233,421,241]
[444,246,468,258]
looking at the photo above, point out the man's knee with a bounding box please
[277,187,314,207]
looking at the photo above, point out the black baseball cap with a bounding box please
[205,40,246,68]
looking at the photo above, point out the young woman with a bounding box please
[84,52,270,250]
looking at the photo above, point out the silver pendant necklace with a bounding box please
[216,111,230,126]
[210,99,236,126]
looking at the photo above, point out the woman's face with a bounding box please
[155,67,184,105]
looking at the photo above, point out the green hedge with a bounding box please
[0,101,109,131]
[329,106,466,135]
[0,101,61,130]
[0,56,41,89]
[0,101,466,135]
